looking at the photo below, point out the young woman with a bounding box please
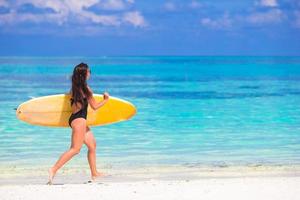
[48,63,109,184]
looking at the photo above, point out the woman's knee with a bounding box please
[70,147,81,155]
[88,144,96,152]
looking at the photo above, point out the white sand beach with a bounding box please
[0,166,299,200]
[0,177,299,200]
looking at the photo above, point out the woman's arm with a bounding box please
[87,86,109,110]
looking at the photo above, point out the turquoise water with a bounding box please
[0,56,300,173]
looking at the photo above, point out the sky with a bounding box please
[0,0,299,56]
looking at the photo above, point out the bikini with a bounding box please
[68,97,88,127]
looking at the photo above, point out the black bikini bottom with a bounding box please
[68,110,87,127]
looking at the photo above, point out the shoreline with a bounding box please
[1,164,300,185]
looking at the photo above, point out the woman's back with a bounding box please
[70,90,88,114]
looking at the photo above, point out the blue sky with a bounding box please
[0,0,299,56]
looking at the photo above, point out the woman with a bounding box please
[48,63,109,184]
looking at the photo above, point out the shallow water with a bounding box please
[0,56,300,175]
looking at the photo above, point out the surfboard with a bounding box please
[16,94,137,127]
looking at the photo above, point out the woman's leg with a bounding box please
[48,118,86,184]
[84,127,103,179]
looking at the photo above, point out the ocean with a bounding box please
[1,56,300,177]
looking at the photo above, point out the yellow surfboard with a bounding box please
[16,94,137,127]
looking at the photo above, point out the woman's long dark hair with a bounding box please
[71,63,92,107]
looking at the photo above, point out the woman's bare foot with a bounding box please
[47,168,55,185]
[91,171,105,181]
